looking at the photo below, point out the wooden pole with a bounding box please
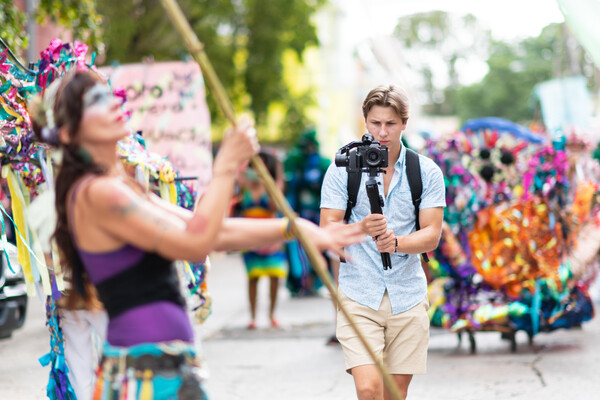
[158,1,404,399]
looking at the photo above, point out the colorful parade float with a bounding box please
[423,116,599,352]
[0,38,212,398]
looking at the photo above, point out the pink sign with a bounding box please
[100,61,212,190]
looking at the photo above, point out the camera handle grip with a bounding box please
[365,178,392,270]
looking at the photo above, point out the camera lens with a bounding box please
[365,148,382,166]
[335,152,349,167]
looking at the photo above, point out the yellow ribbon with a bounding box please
[5,168,52,295]
[159,181,170,202]
[16,170,52,295]
[139,369,153,400]
[168,182,177,204]
[5,167,35,295]
[0,97,23,121]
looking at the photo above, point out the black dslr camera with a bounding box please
[335,133,392,270]
[335,133,388,173]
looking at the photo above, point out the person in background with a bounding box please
[233,150,287,329]
[284,128,331,296]
[320,84,446,400]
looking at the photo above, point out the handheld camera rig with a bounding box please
[335,133,392,270]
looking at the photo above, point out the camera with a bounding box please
[335,133,391,270]
[335,133,388,173]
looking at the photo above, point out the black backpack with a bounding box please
[343,148,429,262]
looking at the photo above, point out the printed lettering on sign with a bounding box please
[99,62,212,190]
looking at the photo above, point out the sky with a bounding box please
[358,0,565,41]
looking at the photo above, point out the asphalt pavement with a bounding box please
[2,252,600,399]
[200,252,600,400]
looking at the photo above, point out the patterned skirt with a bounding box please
[92,341,208,400]
[243,251,288,279]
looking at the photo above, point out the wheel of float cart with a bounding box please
[500,328,518,352]
[510,331,517,352]
[456,329,478,353]
[468,330,476,354]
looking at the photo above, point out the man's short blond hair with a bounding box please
[362,85,410,122]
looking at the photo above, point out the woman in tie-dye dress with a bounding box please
[234,150,287,329]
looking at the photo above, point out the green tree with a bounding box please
[0,0,102,52]
[393,11,491,115]
[454,40,548,124]
[0,0,27,52]
[455,23,598,124]
[97,0,325,141]
[394,11,600,125]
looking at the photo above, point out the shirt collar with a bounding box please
[395,144,407,173]
[379,144,406,195]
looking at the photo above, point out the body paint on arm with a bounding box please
[108,191,172,231]
[187,214,208,234]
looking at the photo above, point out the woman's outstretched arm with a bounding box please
[82,120,258,262]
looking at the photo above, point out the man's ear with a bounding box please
[58,126,70,145]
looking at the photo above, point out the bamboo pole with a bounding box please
[158,1,404,399]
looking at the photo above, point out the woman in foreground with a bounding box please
[31,70,362,399]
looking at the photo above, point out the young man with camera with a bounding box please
[320,84,446,399]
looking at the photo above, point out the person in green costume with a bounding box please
[283,128,331,297]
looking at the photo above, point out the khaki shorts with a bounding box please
[336,289,429,375]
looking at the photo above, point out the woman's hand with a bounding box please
[213,118,259,175]
[296,218,365,260]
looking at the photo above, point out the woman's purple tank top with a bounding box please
[70,179,194,346]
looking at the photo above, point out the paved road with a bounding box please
[2,252,600,399]
[201,253,600,400]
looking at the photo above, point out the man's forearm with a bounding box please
[395,226,441,254]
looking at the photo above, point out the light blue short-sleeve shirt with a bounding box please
[321,145,446,314]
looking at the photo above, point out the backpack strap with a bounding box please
[344,170,362,223]
[405,148,429,262]
[339,170,362,263]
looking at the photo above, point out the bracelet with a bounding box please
[394,236,398,253]
[280,217,295,240]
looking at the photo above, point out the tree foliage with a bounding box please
[97,0,325,141]
[0,0,28,51]
[1,0,324,143]
[454,40,552,124]
[0,0,102,52]
[393,11,491,115]
[455,23,599,124]
[394,11,600,125]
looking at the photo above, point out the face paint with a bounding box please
[83,84,114,112]
[243,168,259,182]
